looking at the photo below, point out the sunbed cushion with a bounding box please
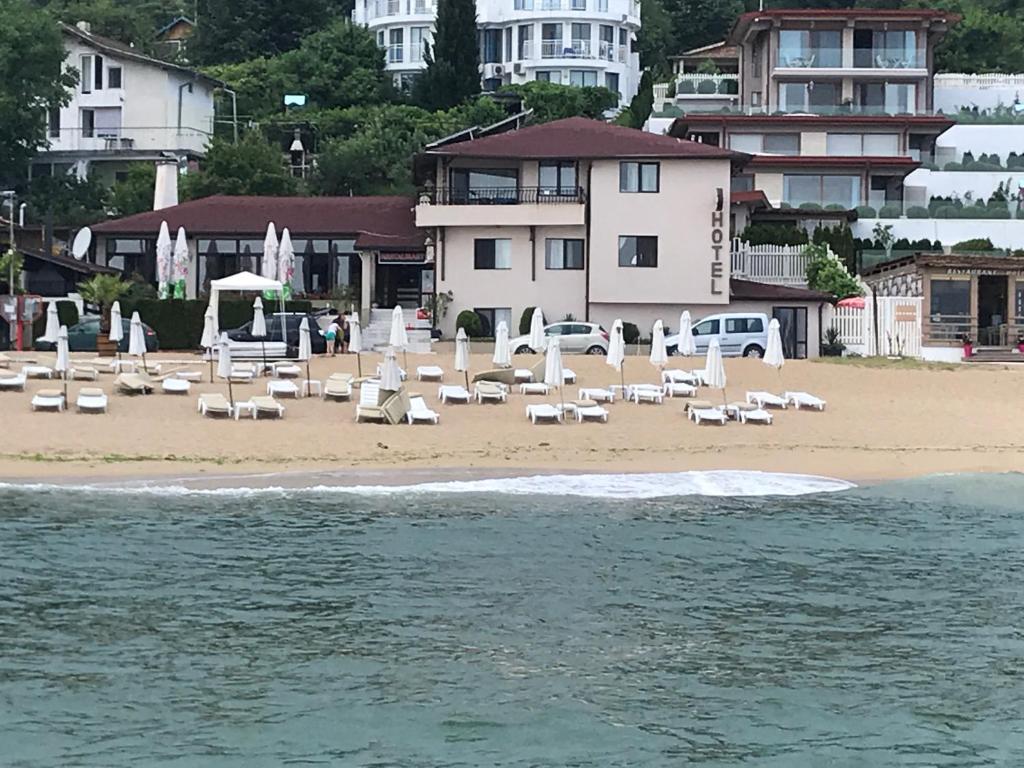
[36,389,63,398]
[79,387,104,398]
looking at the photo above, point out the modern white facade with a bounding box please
[35,22,221,186]
[351,0,642,104]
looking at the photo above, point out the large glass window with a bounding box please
[783,174,862,208]
[410,27,427,62]
[541,23,561,58]
[536,70,561,84]
[779,82,840,113]
[388,28,403,63]
[482,28,502,64]
[450,167,518,203]
[778,29,841,68]
[545,238,584,269]
[728,133,799,155]
[539,160,577,194]
[517,24,533,59]
[618,236,658,267]
[930,279,970,319]
[605,72,619,96]
[826,133,900,156]
[570,23,590,57]
[856,82,916,114]
[854,29,918,68]
[619,161,659,193]
[106,238,155,285]
[474,239,512,270]
[473,307,512,337]
[569,70,597,87]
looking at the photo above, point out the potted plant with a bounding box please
[1017,333,1024,354]
[78,274,129,354]
[960,333,974,359]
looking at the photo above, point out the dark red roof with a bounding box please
[745,155,920,170]
[90,195,423,251]
[731,190,770,207]
[730,278,831,302]
[423,117,744,161]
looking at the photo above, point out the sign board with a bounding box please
[894,304,917,324]
[378,252,427,265]
[946,268,1024,277]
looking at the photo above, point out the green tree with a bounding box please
[0,0,77,182]
[614,70,654,129]
[805,243,862,299]
[180,132,298,199]
[41,0,156,50]
[107,163,156,217]
[25,174,108,227]
[193,0,336,65]
[500,81,618,122]
[635,0,673,79]
[661,0,743,55]
[934,4,1024,73]
[413,0,479,110]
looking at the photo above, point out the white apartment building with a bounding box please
[35,22,221,186]
[351,0,642,104]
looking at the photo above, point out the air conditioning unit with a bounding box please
[513,62,524,74]
[483,63,505,79]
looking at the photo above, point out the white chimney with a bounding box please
[153,160,179,211]
[76,20,92,34]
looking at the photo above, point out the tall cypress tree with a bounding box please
[413,0,479,110]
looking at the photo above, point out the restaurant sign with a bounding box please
[378,251,427,264]
[945,267,1024,277]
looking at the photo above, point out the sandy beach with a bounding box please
[0,347,1022,486]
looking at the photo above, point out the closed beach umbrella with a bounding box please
[704,337,727,406]
[109,299,123,348]
[55,324,69,404]
[200,304,217,382]
[606,318,625,391]
[348,314,363,377]
[650,319,668,369]
[677,310,696,357]
[262,222,278,281]
[217,331,234,407]
[379,346,403,393]
[128,311,148,370]
[39,301,59,343]
[492,320,511,368]
[764,318,785,370]
[252,296,267,374]
[278,228,295,302]
[389,305,409,368]
[528,307,544,353]
[156,221,172,299]
[543,337,566,416]
[172,226,189,299]
[455,326,470,388]
[298,316,312,386]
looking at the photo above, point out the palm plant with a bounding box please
[78,274,129,334]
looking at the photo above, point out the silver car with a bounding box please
[510,321,609,355]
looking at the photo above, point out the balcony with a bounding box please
[415,186,586,228]
[541,40,593,59]
[366,0,431,18]
[777,47,843,69]
[854,48,923,69]
[774,46,926,76]
[44,126,212,156]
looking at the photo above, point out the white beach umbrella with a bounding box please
[39,301,59,343]
[156,220,172,299]
[543,337,566,415]
[298,316,313,385]
[172,226,189,299]
[528,307,545,353]
[200,304,217,382]
[216,331,234,407]
[128,311,148,370]
[764,318,786,370]
[262,222,278,281]
[389,305,409,368]
[455,326,470,388]
[109,299,123,344]
[704,337,727,406]
[649,319,668,368]
[55,324,69,404]
[606,318,625,391]
[379,346,403,392]
[252,296,268,374]
[348,314,364,377]
[492,320,511,368]
[677,310,696,357]
[278,227,295,301]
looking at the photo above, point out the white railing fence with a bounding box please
[827,296,923,357]
[730,239,811,286]
[935,73,1024,89]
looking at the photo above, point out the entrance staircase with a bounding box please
[363,308,433,353]
[963,347,1024,364]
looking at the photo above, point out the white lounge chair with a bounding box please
[114,373,154,395]
[251,395,285,419]
[725,402,758,420]
[691,368,709,386]
[406,395,439,424]
[578,387,614,403]
[226,364,257,383]
[76,387,108,413]
[691,407,727,425]
[739,407,773,425]
[0,373,27,391]
[69,365,99,381]
[198,393,233,418]
[438,384,471,404]
[30,388,65,412]
[663,382,697,398]
[355,382,387,422]
[272,363,301,378]
[628,384,664,404]
[267,379,300,398]
[23,365,54,379]
[574,401,609,423]
[416,365,444,381]
[662,369,699,385]
[0,352,10,368]
[562,368,577,384]
[323,373,353,401]
[161,377,191,395]
[176,371,203,382]
[519,382,551,395]
[474,381,508,403]
[514,368,534,383]
[746,391,788,409]
[785,391,827,411]
[526,403,563,424]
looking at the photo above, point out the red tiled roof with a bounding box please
[730,278,831,302]
[423,117,745,160]
[731,189,770,207]
[746,155,920,169]
[90,195,424,251]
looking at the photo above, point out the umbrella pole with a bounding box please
[261,340,267,377]
[356,352,362,378]
[63,371,68,407]
[208,351,214,383]
[141,351,147,373]
[464,369,469,390]
[228,379,234,410]
[403,349,408,371]
[306,359,311,393]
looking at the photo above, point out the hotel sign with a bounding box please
[710,208,725,295]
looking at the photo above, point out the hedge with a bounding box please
[878,204,902,218]
[855,205,877,218]
[455,309,482,337]
[906,206,930,219]
[519,306,537,335]
[120,298,313,350]
[622,321,640,345]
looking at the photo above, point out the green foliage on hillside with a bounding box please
[413,0,480,110]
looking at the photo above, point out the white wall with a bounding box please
[934,74,1024,113]
[935,124,1024,164]
[854,217,1024,249]
[904,168,1024,202]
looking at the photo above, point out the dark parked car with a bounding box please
[225,312,327,357]
[34,315,160,353]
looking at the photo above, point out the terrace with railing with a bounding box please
[420,186,587,205]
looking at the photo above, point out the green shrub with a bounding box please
[798,202,823,211]
[696,79,717,94]
[952,237,995,252]
[935,205,960,219]
[519,306,537,335]
[943,161,963,171]
[878,204,902,218]
[805,242,862,299]
[855,205,877,218]
[906,205,929,219]
[988,207,1011,219]
[1017,207,1024,219]
[455,309,482,337]
[739,222,808,246]
[961,150,975,165]
[678,79,696,94]
[824,203,846,211]
[1008,152,1023,170]
[621,321,640,345]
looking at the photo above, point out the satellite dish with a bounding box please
[71,227,92,260]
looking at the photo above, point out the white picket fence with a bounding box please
[730,239,811,286]
[830,296,923,358]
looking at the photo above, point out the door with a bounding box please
[691,318,720,354]
[772,306,808,359]
[977,275,1008,346]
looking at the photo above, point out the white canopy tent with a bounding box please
[207,271,287,342]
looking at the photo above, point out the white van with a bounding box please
[666,312,770,358]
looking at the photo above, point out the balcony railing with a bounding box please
[617,45,627,63]
[518,41,533,59]
[854,48,923,69]
[420,186,586,205]
[541,40,562,58]
[569,39,592,58]
[367,0,431,17]
[661,103,925,117]
[778,47,843,69]
[45,126,212,154]
[674,73,739,97]
[541,40,595,58]
[598,40,614,61]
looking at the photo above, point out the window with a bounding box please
[619,161,659,193]
[473,308,512,337]
[571,23,590,56]
[517,25,532,59]
[505,28,513,62]
[598,0,607,10]
[482,28,502,63]
[693,319,720,336]
[783,174,861,208]
[731,174,754,192]
[569,70,597,87]
[474,239,512,269]
[93,107,122,138]
[410,27,427,62]
[80,54,93,93]
[451,167,518,202]
[108,66,122,88]
[856,82,916,115]
[728,133,800,155]
[930,279,970,319]
[605,72,619,97]
[779,82,839,113]
[826,133,900,156]
[778,29,841,67]
[389,28,403,62]
[725,317,763,333]
[545,238,584,269]
[48,109,60,139]
[514,0,534,8]
[541,23,561,58]
[106,238,155,285]
[539,160,577,194]
[81,108,95,138]
[93,55,103,89]
[618,236,658,267]
[571,0,585,9]
[536,70,561,84]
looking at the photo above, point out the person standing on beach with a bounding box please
[341,314,351,354]
[325,317,341,357]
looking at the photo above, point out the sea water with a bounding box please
[1,472,1023,766]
